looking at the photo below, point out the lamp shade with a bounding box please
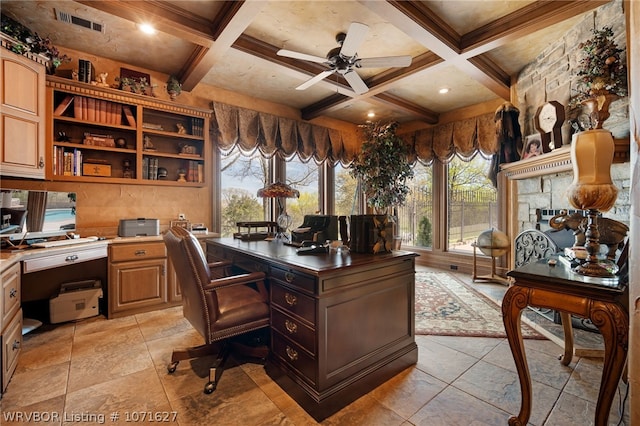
[257,181,300,198]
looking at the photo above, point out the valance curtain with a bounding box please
[210,101,498,165]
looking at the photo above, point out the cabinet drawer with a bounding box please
[271,284,315,324]
[272,331,316,385]
[271,308,315,354]
[110,242,166,262]
[270,265,316,293]
[1,263,20,328]
[22,246,107,273]
[2,309,22,393]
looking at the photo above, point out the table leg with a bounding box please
[559,312,574,366]
[501,285,532,426]
[590,301,628,426]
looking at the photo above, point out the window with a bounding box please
[399,162,433,249]
[446,155,497,253]
[334,162,359,217]
[285,156,320,229]
[219,148,272,237]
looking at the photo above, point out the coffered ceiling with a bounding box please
[2,1,608,125]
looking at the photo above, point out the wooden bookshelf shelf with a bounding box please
[46,76,211,186]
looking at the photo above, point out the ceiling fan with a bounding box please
[277,22,412,95]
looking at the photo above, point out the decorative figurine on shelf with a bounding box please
[143,135,155,151]
[122,159,133,179]
[176,123,187,134]
[167,75,182,101]
[93,72,109,87]
[177,168,187,182]
[116,137,126,148]
[72,69,79,81]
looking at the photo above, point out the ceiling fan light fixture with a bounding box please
[439,87,450,94]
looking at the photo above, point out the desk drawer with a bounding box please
[271,308,315,354]
[271,284,315,324]
[1,263,20,327]
[272,331,316,385]
[2,308,22,392]
[270,265,316,294]
[110,242,166,262]
[22,246,107,273]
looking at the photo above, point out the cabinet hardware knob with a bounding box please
[38,156,44,168]
[285,271,295,283]
[285,346,298,361]
[285,319,297,334]
[12,339,20,350]
[135,250,147,256]
[284,292,297,306]
[9,288,17,298]
[65,255,79,262]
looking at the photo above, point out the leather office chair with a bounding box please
[163,226,270,394]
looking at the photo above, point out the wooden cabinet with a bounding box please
[46,76,210,186]
[108,241,169,317]
[1,49,46,179]
[1,262,22,395]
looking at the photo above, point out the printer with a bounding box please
[118,218,160,237]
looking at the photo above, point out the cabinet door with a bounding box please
[2,308,22,393]
[109,258,167,315]
[1,51,45,178]
[167,260,181,303]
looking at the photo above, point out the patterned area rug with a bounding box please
[415,272,544,339]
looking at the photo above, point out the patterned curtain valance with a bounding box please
[210,101,498,165]
[210,101,355,164]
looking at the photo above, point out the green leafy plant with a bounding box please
[349,121,414,211]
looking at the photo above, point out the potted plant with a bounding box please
[349,121,414,252]
[569,26,627,130]
[167,75,182,100]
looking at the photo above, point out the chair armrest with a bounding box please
[208,260,232,271]
[205,271,266,291]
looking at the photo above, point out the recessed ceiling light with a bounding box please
[367,112,375,118]
[439,87,450,94]
[138,23,156,35]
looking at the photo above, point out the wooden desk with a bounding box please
[207,238,418,421]
[503,257,628,426]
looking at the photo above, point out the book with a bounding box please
[74,95,83,120]
[122,106,136,127]
[54,95,74,116]
[87,97,96,122]
[99,100,107,123]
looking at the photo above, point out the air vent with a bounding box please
[54,9,104,33]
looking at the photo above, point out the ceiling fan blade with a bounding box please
[357,55,412,68]
[340,22,368,57]
[296,70,336,91]
[277,49,327,64]
[343,70,369,94]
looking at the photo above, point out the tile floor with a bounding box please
[0,270,630,426]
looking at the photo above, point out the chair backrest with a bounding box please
[163,226,213,338]
[513,229,559,268]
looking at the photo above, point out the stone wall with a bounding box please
[513,0,630,233]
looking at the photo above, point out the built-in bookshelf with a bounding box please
[46,76,211,186]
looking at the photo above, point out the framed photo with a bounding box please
[170,220,191,230]
[119,67,153,95]
[521,134,542,159]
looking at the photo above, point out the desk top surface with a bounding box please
[207,237,417,274]
[507,255,626,298]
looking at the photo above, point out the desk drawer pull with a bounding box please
[285,346,298,361]
[12,339,20,350]
[65,255,79,262]
[285,271,295,283]
[284,292,297,306]
[284,319,297,334]
[135,250,147,256]
[9,288,17,298]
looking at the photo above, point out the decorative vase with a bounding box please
[581,92,618,130]
[565,129,618,277]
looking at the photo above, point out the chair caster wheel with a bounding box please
[167,361,179,373]
[204,382,216,394]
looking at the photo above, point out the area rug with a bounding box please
[415,271,544,339]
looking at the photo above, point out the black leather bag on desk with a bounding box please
[291,215,338,244]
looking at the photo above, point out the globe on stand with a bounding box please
[472,228,510,285]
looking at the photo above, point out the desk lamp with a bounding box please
[257,181,299,241]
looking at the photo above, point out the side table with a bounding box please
[503,256,628,426]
